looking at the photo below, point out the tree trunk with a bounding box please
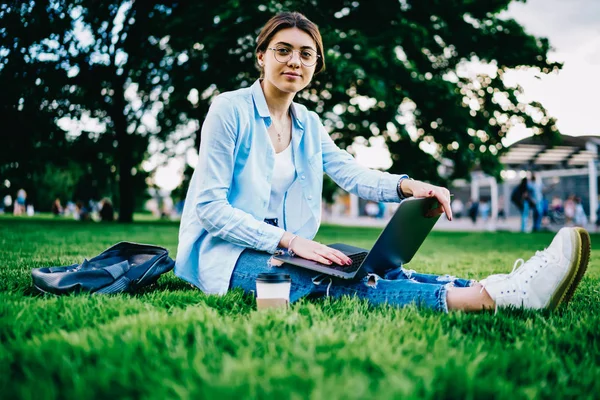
[117,133,134,223]
[113,77,134,223]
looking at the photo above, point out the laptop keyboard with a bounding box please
[326,252,368,272]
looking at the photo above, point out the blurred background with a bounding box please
[1,0,598,229]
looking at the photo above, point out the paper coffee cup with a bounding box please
[256,273,291,309]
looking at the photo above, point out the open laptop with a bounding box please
[273,197,441,279]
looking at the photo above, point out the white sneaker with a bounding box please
[481,227,588,311]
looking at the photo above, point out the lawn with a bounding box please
[1,216,598,399]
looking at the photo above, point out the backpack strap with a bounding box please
[103,260,130,280]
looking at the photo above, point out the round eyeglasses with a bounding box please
[267,46,320,67]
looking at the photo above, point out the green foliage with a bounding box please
[160,0,563,183]
[0,0,564,218]
[0,1,163,220]
[1,217,599,398]
[30,163,83,211]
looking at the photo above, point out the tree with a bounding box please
[163,0,562,184]
[1,0,563,218]
[52,0,166,221]
[0,1,77,209]
[1,1,171,220]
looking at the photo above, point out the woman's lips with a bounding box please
[283,73,301,79]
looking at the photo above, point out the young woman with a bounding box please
[175,12,590,313]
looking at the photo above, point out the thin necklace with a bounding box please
[272,114,289,143]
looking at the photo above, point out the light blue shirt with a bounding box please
[175,79,405,294]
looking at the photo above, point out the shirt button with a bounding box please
[301,175,306,180]
[308,195,313,200]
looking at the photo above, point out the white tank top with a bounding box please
[265,143,296,225]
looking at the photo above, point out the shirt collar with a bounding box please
[289,102,304,131]
[251,79,270,119]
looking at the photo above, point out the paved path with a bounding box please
[321,214,596,233]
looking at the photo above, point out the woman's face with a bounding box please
[257,27,318,94]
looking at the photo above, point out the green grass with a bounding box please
[1,216,598,399]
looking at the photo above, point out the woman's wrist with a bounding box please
[279,231,296,248]
[288,235,298,251]
[398,176,414,198]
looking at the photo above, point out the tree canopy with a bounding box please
[0,0,562,220]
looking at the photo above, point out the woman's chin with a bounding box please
[277,80,307,94]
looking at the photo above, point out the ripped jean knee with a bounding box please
[365,273,380,288]
[354,271,450,312]
[398,268,474,288]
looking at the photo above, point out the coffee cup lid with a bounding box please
[256,273,291,283]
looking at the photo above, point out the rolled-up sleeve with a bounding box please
[193,97,284,253]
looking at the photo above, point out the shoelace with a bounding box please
[508,258,524,277]
[479,258,521,295]
[480,249,557,295]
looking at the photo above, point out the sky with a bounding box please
[353,0,600,169]
[144,0,600,189]
[499,0,600,138]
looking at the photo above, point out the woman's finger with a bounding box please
[435,191,453,220]
[315,248,345,266]
[326,250,348,266]
[335,250,352,264]
[426,205,445,217]
[311,253,333,265]
[326,247,352,265]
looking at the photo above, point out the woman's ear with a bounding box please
[256,52,264,67]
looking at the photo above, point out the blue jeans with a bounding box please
[521,201,530,232]
[533,203,543,232]
[229,248,473,313]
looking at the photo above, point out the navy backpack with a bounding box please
[31,242,175,295]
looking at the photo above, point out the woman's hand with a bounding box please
[292,237,353,266]
[280,233,352,266]
[400,179,453,221]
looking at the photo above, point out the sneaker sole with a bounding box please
[547,228,589,310]
[560,227,591,306]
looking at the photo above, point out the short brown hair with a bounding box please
[256,12,326,75]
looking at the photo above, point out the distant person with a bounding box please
[75,201,90,221]
[451,198,464,219]
[530,174,544,232]
[574,197,587,227]
[51,198,63,216]
[99,198,115,221]
[2,195,12,214]
[365,201,379,218]
[13,189,27,216]
[467,199,479,224]
[377,201,386,219]
[511,178,534,232]
[497,195,506,220]
[540,197,550,227]
[479,198,490,222]
[146,197,160,218]
[175,199,185,217]
[161,196,174,219]
[64,201,76,218]
[564,195,576,226]
[548,196,565,225]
